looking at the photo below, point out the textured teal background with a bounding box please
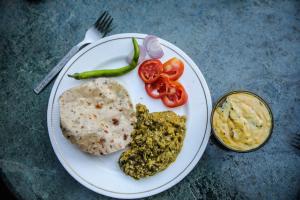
[0,0,300,199]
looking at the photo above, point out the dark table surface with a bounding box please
[1,0,300,199]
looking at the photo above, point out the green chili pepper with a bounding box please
[68,37,140,80]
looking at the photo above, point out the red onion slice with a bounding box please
[144,35,164,59]
[127,45,146,64]
[143,35,157,48]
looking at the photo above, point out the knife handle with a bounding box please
[33,45,80,94]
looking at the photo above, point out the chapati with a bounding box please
[59,78,136,155]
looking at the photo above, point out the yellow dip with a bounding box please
[212,92,272,151]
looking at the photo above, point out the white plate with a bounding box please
[47,33,212,199]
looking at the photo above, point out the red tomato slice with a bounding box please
[138,59,163,83]
[145,75,170,99]
[161,81,188,108]
[162,57,184,81]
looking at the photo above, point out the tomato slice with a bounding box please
[145,75,170,99]
[162,57,184,81]
[161,81,188,108]
[138,59,163,83]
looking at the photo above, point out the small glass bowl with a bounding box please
[211,90,274,153]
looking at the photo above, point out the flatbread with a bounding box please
[59,78,136,155]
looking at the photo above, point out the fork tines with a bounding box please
[94,11,113,35]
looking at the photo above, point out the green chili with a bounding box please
[68,37,140,80]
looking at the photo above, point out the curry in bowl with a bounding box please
[212,91,273,152]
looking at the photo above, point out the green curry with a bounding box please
[119,104,186,179]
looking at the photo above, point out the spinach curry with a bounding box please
[119,104,186,179]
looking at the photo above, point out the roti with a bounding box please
[59,78,136,155]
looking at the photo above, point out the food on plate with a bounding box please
[68,37,140,79]
[138,58,188,108]
[145,74,169,99]
[212,91,273,152]
[161,81,188,108]
[59,78,136,155]
[138,59,163,83]
[162,57,184,81]
[143,35,164,59]
[126,35,164,65]
[127,45,146,64]
[119,104,186,179]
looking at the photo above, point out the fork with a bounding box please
[291,133,300,150]
[33,11,113,94]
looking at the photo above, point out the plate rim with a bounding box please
[47,33,212,199]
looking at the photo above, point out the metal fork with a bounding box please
[33,11,113,94]
[291,133,300,150]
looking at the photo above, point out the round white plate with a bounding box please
[47,33,212,199]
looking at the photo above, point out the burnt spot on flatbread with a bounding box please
[81,125,84,129]
[95,103,103,109]
[93,114,97,119]
[99,92,103,96]
[112,118,119,125]
[110,139,114,143]
[104,130,108,133]
[119,109,123,112]
[123,134,128,140]
[99,138,106,144]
